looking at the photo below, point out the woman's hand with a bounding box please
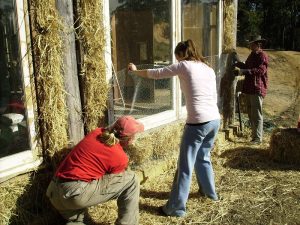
[127,63,148,78]
[128,63,137,71]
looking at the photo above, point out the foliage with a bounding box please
[237,0,300,50]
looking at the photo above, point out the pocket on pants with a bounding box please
[60,181,88,199]
[101,172,135,195]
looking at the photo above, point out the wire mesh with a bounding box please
[113,63,173,118]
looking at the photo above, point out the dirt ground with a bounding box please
[83,49,300,225]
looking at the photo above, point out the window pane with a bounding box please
[0,0,30,157]
[110,0,173,119]
[181,0,219,106]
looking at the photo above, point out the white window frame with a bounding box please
[0,0,42,183]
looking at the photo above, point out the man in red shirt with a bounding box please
[235,35,269,144]
[46,116,144,225]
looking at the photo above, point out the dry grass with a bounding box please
[1,128,299,225]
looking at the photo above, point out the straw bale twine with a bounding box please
[75,0,108,131]
[269,128,300,164]
[29,0,69,161]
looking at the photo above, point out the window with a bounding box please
[109,0,175,124]
[105,0,222,129]
[0,0,40,182]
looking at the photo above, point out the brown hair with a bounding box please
[174,39,206,63]
[98,127,133,147]
[98,128,119,147]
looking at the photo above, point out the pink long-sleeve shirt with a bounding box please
[147,60,220,124]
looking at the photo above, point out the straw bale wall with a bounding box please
[75,0,108,132]
[269,128,300,165]
[29,0,69,163]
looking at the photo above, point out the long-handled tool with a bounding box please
[236,91,243,132]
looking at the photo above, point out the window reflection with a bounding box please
[181,0,219,106]
[0,0,30,157]
[110,0,173,118]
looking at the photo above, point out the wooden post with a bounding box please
[56,0,84,145]
[203,4,211,57]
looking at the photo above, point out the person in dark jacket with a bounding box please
[235,35,269,144]
[46,116,144,225]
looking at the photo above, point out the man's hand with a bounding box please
[233,67,241,76]
[240,68,250,75]
[128,63,137,71]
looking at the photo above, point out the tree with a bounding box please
[237,0,300,50]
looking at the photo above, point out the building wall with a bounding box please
[0,1,238,224]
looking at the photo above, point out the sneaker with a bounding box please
[158,206,186,217]
[251,139,262,144]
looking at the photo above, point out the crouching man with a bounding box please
[46,116,144,225]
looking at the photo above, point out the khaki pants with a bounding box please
[245,94,263,141]
[46,171,139,225]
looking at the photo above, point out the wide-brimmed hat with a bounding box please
[249,35,267,44]
[113,115,144,137]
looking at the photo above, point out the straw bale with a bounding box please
[0,169,60,225]
[30,0,69,162]
[269,128,300,164]
[124,121,184,166]
[75,0,108,131]
[125,136,154,166]
[223,0,236,52]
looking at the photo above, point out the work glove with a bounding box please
[233,67,250,76]
[240,68,250,75]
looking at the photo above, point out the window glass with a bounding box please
[0,0,30,157]
[110,0,173,119]
[181,0,219,106]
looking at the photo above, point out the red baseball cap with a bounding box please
[113,116,144,137]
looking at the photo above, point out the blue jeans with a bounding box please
[163,119,220,217]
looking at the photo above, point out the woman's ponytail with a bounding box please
[98,129,119,146]
[175,39,207,64]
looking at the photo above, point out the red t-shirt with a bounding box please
[55,128,129,182]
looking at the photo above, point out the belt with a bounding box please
[52,176,75,183]
[186,121,209,126]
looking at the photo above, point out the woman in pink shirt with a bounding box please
[128,39,220,217]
